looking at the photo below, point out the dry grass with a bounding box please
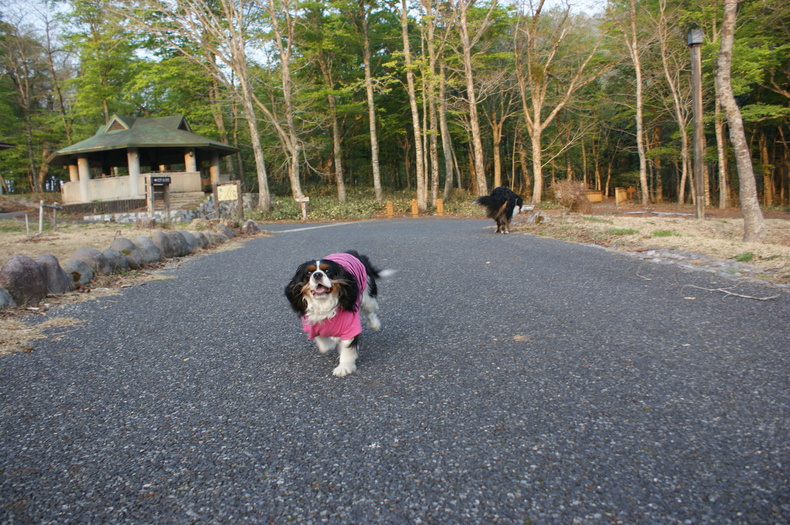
[514,206,790,283]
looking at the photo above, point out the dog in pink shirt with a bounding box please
[285,251,395,377]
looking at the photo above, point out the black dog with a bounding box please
[474,187,524,234]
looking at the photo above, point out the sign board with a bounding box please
[151,176,171,185]
[217,183,238,202]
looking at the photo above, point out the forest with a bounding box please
[1,0,789,215]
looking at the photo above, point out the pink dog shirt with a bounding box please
[301,253,368,340]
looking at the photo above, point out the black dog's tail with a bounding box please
[474,195,507,218]
[344,250,396,298]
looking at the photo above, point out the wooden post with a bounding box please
[212,183,219,219]
[411,199,418,217]
[163,183,170,222]
[386,201,394,218]
[39,200,44,234]
[295,196,310,221]
[236,181,243,221]
[436,198,444,216]
[615,187,627,206]
[147,175,156,217]
[688,29,706,220]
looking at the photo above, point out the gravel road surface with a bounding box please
[1,218,788,523]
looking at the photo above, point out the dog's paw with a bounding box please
[332,364,356,377]
[367,316,381,332]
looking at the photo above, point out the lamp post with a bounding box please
[688,28,705,219]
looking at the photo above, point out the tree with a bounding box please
[399,0,427,210]
[115,0,273,209]
[614,0,649,206]
[345,0,385,201]
[452,0,496,197]
[514,0,609,203]
[0,6,51,192]
[716,0,764,242]
[256,0,305,201]
[652,0,691,206]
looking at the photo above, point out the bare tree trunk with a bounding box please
[454,0,490,196]
[261,0,304,200]
[625,0,650,206]
[656,0,690,207]
[421,0,442,206]
[492,121,503,187]
[359,4,383,201]
[400,0,426,210]
[318,56,346,203]
[717,0,765,242]
[714,94,729,208]
[439,64,456,200]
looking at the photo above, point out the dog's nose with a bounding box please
[312,271,324,281]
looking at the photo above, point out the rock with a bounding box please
[35,254,72,294]
[133,236,161,263]
[136,217,156,229]
[151,230,175,259]
[178,231,199,254]
[0,287,16,310]
[242,220,260,234]
[71,247,113,275]
[215,223,235,239]
[193,232,209,249]
[525,211,549,225]
[110,238,143,269]
[0,255,47,306]
[190,218,211,230]
[207,232,227,245]
[103,248,130,273]
[165,231,190,257]
[62,259,94,287]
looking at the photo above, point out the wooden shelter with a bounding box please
[49,115,239,204]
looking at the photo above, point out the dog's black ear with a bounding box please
[284,264,310,314]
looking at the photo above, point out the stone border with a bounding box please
[0,219,264,310]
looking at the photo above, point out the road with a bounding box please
[1,218,788,523]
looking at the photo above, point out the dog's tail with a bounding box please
[376,268,397,280]
[474,195,506,218]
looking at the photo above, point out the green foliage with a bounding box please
[608,228,640,236]
[582,216,614,224]
[652,230,681,238]
[733,252,755,263]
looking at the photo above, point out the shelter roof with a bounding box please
[49,115,238,165]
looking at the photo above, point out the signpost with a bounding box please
[146,175,171,220]
[213,181,243,220]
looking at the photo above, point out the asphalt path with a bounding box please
[1,218,788,523]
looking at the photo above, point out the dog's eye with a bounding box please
[307,264,317,273]
[320,264,329,271]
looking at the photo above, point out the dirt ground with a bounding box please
[512,201,790,284]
